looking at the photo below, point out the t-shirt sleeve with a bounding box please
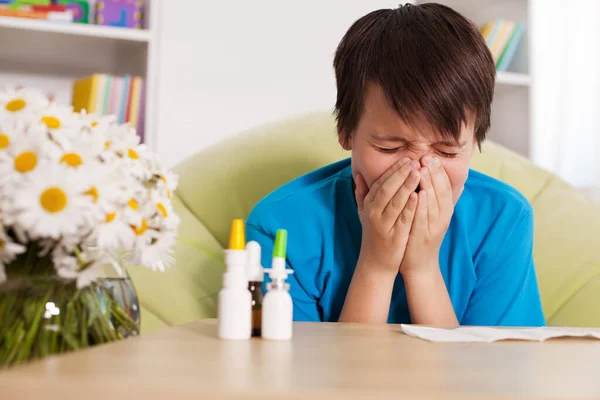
[461,206,546,326]
[246,222,323,322]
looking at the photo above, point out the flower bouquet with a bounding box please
[0,88,179,367]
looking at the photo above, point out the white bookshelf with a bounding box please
[416,0,532,157]
[0,0,159,149]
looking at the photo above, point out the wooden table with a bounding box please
[1,319,600,399]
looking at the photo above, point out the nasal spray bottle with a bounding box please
[218,219,252,340]
[262,229,294,340]
[246,241,264,337]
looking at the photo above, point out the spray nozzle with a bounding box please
[264,229,293,281]
[246,240,264,282]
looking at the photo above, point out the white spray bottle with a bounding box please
[262,229,294,340]
[218,219,252,340]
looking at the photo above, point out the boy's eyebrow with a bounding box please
[436,140,468,147]
[371,134,408,142]
[372,134,467,147]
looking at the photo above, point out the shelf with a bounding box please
[0,16,151,42]
[496,71,531,87]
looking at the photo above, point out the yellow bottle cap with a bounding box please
[228,219,245,250]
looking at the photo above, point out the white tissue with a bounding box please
[400,324,600,343]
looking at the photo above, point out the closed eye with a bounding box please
[437,150,458,158]
[376,147,401,154]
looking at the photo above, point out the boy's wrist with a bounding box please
[400,261,441,283]
[356,254,399,281]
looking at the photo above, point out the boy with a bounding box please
[246,3,545,326]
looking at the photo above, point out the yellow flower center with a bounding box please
[6,99,26,112]
[84,186,99,203]
[128,148,139,159]
[41,116,61,129]
[91,121,99,127]
[166,189,171,199]
[0,133,10,149]
[40,187,67,213]
[128,198,139,210]
[14,151,37,173]
[60,152,83,167]
[132,219,148,235]
[157,202,168,217]
[104,141,111,150]
[105,212,116,223]
[160,175,167,184]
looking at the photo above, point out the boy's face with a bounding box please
[340,84,476,204]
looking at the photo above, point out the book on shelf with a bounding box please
[480,19,526,72]
[0,0,146,27]
[72,73,145,140]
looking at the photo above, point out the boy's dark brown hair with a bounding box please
[333,3,495,148]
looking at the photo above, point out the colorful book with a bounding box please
[72,73,101,113]
[128,76,142,128]
[497,22,526,71]
[119,75,131,123]
[94,74,106,115]
[101,74,111,115]
[484,20,504,49]
[72,73,145,137]
[490,21,515,61]
[137,79,146,140]
[124,75,135,125]
[108,76,122,117]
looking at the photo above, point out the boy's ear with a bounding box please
[338,131,352,151]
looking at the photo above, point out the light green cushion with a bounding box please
[132,112,600,331]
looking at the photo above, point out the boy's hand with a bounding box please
[355,157,421,276]
[400,156,459,279]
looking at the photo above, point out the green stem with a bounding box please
[15,290,52,363]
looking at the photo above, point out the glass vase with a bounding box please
[0,259,140,367]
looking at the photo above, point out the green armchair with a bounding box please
[129,112,600,332]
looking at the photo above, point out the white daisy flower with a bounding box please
[157,169,178,200]
[0,122,52,185]
[103,123,140,154]
[13,161,93,239]
[120,183,148,227]
[79,111,116,136]
[95,210,135,251]
[81,163,124,216]
[37,102,82,137]
[0,230,26,266]
[0,117,27,153]
[130,230,175,272]
[54,131,104,169]
[0,87,49,122]
[150,192,180,231]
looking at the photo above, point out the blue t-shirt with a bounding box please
[247,158,546,326]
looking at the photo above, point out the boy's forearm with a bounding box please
[403,265,459,327]
[339,257,396,324]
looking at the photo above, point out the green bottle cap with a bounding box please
[273,229,287,258]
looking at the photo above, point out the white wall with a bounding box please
[154,0,399,167]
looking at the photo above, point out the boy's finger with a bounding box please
[372,159,418,212]
[354,173,368,212]
[365,157,412,205]
[428,158,453,213]
[410,190,428,237]
[419,167,439,219]
[382,169,420,230]
[395,191,418,232]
